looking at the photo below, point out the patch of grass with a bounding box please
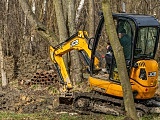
[0,111,53,120]
[47,85,59,95]
[0,111,159,120]
[0,111,124,120]
[30,84,41,89]
[140,114,160,120]
[0,111,35,120]
[49,113,125,120]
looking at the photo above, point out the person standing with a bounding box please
[118,29,131,59]
[105,41,113,73]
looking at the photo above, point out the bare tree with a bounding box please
[101,0,138,120]
[53,0,70,73]
[0,38,7,87]
[18,0,59,47]
[75,0,85,24]
[88,0,95,37]
[4,0,9,56]
[68,0,82,85]
[54,0,68,43]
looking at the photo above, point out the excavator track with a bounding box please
[72,91,160,117]
[73,91,124,115]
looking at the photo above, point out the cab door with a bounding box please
[109,18,135,81]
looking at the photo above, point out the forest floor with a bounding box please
[0,84,160,120]
[0,56,160,120]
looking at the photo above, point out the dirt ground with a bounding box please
[0,86,55,113]
[0,55,86,115]
[0,56,160,117]
[0,56,60,113]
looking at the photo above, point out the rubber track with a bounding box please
[72,91,155,116]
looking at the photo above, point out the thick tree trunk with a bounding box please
[101,0,138,120]
[88,0,95,37]
[54,0,68,43]
[54,0,69,73]
[68,0,82,85]
[62,0,68,24]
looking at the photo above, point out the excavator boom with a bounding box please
[50,31,100,92]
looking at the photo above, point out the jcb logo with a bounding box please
[71,40,79,47]
[148,72,156,77]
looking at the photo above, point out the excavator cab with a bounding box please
[89,13,160,99]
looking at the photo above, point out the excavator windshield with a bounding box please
[134,27,158,59]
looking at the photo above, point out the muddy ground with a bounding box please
[0,55,87,115]
[0,86,55,113]
[0,56,59,113]
[0,55,160,118]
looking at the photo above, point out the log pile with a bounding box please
[30,70,58,85]
[20,70,59,86]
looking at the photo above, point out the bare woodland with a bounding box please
[0,0,159,84]
[0,0,160,119]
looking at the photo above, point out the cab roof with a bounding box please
[113,13,159,27]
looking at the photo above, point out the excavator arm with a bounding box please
[49,31,100,92]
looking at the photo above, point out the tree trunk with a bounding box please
[62,0,68,24]
[0,38,7,87]
[54,0,68,43]
[4,0,9,56]
[68,0,82,85]
[1,0,8,87]
[88,0,95,37]
[54,0,69,73]
[75,0,85,24]
[101,0,138,120]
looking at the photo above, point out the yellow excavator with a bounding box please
[49,13,160,116]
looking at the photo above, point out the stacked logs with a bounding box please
[21,70,59,86]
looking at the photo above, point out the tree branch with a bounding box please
[18,0,59,46]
